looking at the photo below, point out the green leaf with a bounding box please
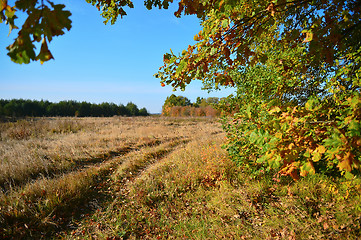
[41,4,72,41]
[176,59,187,75]
[249,131,258,143]
[349,95,361,108]
[324,134,342,148]
[246,104,251,118]
[305,97,320,111]
[6,30,36,64]
[344,171,354,180]
[221,18,229,28]
[348,120,361,136]
[269,106,281,114]
[4,5,15,18]
[256,155,267,163]
[304,150,311,158]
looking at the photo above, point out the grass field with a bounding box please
[0,117,360,239]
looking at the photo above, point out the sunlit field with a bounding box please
[0,117,360,239]
[0,117,221,191]
[0,116,222,238]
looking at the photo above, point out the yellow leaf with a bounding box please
[288,143,295,150]
[302,31,313,43]
[269,106,281,114]
[317,145,326,154]
[312,152,322,162]
[338,159,352,172]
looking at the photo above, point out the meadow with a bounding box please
[0,117,360,239]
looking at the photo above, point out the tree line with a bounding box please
[0,99,149,118]
[162,94,222,117]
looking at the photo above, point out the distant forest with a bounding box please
[0,99,149,118]
[162,95,222,117]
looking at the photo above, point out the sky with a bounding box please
[0,1,234,113]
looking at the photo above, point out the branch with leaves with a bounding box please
[1,0,71,64]
[156,0,360,95]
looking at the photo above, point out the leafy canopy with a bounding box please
[163,94,192,108]
[155,0,360,94]
[152,0,360,179]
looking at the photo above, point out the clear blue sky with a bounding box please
[0,1,234,113]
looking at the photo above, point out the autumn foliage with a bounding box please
[154,0,361,180]
[162,95,221,117]
[163,105,220,117]
[2,0,361,179]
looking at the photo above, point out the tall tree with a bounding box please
[126,102,139,116]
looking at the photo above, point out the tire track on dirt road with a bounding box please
[0,137,191,239]
[0,136,185,194]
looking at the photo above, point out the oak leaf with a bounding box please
[266,2,275,16]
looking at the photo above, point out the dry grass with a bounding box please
[1,116,360,239]
[62,134,361,240]
[0,116,220,191]
[0,116,222,238]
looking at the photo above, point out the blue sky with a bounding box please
[0,1,234,113]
